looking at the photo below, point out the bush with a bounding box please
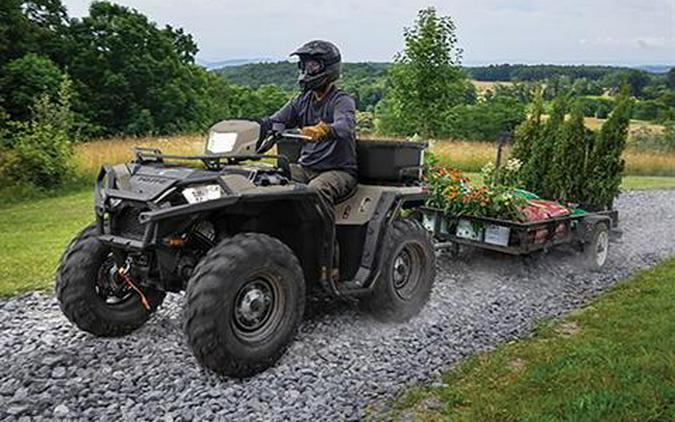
[445,96,526,141]
[10,77,75,189]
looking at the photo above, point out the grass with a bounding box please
[429,139,675,177]
[384,258,675,421]
[74,134,203,178]
[0,189,93,296]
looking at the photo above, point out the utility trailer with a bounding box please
[420,207,620,269]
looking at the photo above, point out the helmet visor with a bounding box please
[299,58,324,76]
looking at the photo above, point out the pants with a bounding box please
[291,165,357,275]
[290,165,358,211]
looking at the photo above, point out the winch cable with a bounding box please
[117,267,150,310]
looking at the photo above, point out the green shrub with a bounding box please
[584,90,632,208]
[445,96,526,141]
[11,77,75,189]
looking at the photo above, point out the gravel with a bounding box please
[1,190,674,421]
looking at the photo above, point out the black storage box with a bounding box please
[277,137,428,184]
[357,139,427,183]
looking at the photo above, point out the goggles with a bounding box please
[298,59,324,76]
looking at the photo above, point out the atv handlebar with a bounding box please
[256,129,312,154]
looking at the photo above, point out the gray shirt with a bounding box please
[268,87,358,176]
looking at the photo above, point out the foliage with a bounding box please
[549,101,592,202]
[425,165,525,220]
[584,90,633,208]
[10,76,74,188]
[377,7,467,138]
[0,53,64,122]
[667,67,675,90]
[521,94,569,197]
[511,87,544,165]
[481,158,523,188]
[445,95,526,141]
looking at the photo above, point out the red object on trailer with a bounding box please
[519,199,571,222]
[519,200,572,243]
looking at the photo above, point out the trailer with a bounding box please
[420,207,620,270]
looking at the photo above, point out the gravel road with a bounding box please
[1,190,674,421]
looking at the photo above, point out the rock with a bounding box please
[51,366,67,379]
[6,405,28,416]
[54,404,70,418]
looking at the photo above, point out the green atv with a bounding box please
[56,120,435,378]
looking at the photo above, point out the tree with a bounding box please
[511,86,544,165]
[63,1,216,136]
[584,88,632,208]
[0,53,64,122]
[667,67,675,90]
[520,92,568,197]
[549,101,589,202]
[12,76,75,188]
[376,7,467,137]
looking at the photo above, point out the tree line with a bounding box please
[0,0,289,141]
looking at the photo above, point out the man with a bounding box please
[257,40,358,218]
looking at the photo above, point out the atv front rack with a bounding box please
[131,147,291,174]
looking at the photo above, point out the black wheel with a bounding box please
[184,233,305,378]
[583,222,610,270]
[55,224,165,337]
[362,219,436,322]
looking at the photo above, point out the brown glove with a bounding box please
[300,121,331,142]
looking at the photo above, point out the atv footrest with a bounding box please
[99,235,145,250]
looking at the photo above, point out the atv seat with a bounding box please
[336,183,359,204]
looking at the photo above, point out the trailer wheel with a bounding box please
[362,219,436,322]
[583,222,610,270]
[56,224,165,337]
[184,233,305,378]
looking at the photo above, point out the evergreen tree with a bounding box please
[511,86,544,165]
[522,93,568,197]
[549,100,587,202]
[584,88,632,208]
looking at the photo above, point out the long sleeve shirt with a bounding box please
[267,86,358,176]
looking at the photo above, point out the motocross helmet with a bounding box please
[291,40,342,92]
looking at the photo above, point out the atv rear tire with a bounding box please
[184,233,305,378]
[55,224,165,337]
[362,218,436,322]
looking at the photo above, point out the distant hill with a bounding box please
[632,65,673,74]
[213,61,662,88]
[197,58,278,70]
[213,61,391,91]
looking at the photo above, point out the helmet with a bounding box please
[291,40,342,92]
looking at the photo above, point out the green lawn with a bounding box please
[621,175,675,191]
[0,189,93,296]
[384,258,675,421]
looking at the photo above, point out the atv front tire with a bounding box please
[56,224,165,337]
[362,218,436,322]
[184,233,305,378]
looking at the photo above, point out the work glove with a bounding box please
[300,121,331,142]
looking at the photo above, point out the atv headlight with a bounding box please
[182,184,225,204]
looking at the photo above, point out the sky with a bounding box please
[61,0,675,66]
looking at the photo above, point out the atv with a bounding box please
[56,120,435,378]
